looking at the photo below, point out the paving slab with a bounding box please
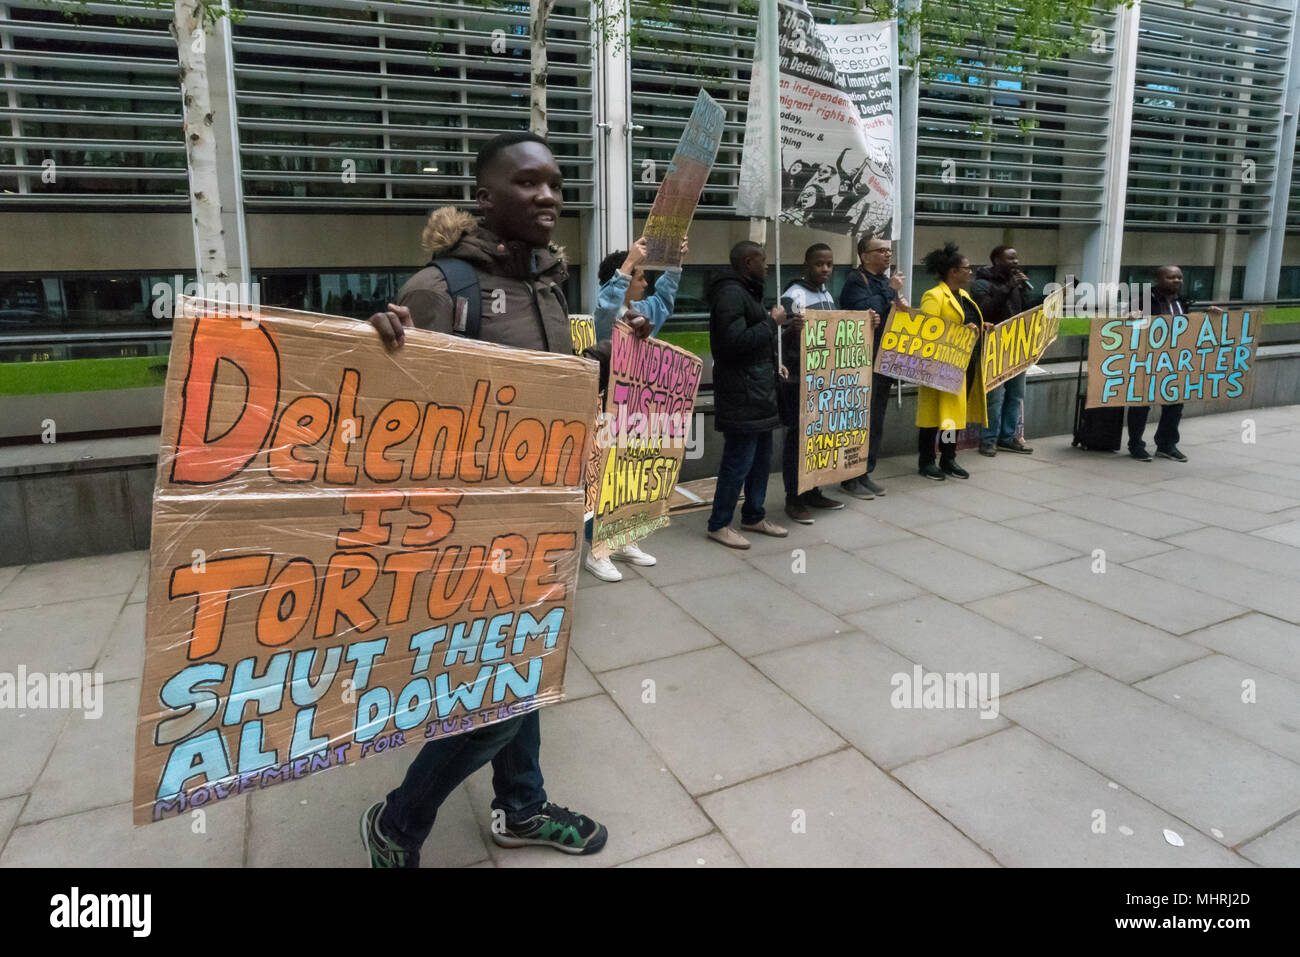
[1127,550,1300,625]
[0,797,246,867]
[700,748,997,867]
[752,632,1008,769]
[1181,614,1300,684]
[1219,471,1300,501]
[570,578,717,672]
[247,753,487,868]
[856,538,1032,604]
[748,543,922,616]
[0,595,124,675]
[622,519,750,588]
[1162,527,1300,582]
[618,832,746,867]
[1136,654,1300,765]
[847,595,1077,693]
[1253,520,1300,548]
[867,491,968,529]
[1238,814,1300,867]
[598,645,843,795]
[967,585,1206,683]
[962,469,1080,504]
[0,566,21,594]
[0,551,145,611]
[1149,476,1300,514]
[97,600,145,684]
[1121,491,1276,533]
[906,483,1047,523]
[22,679,138,823]
[463,695,713,867]
[0,704,68,799]
[662,567,849,657]
[1010,463,1152,499]
[1046,493,1205,538]
[0,796,23,853]
[911,516,1079,571]
[1002,511,1175,564]
[813,509,917,551]
[560,648,603,701]
[1027,557,1246,635]
[127,562,149,604]
[895,728,1248,867]
[1001,669,1300,846]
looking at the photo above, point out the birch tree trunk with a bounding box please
[171,1,229,285]
[529,0,555,136]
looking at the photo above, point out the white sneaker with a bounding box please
[611,542,657,566]
[584,552,623,582]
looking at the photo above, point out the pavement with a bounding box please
[2,405,1300,867]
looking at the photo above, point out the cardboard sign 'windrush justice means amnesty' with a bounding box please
[982,286,1064,391]
[798,310,872,493]
[1086,309,1260,408]
[874,305,979,395]
[641,90,725,268]
[591,322,703,557]
[134,297,598,825]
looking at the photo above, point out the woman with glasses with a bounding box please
[915,242,988,480]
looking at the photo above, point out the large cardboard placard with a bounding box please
[1085,309,1260,409]
[135,297,598,825]
[798,310,872,493]
[641,90,725,268]
[874,304,979,395]
[591,322,704,556]
[982,286,1064,391]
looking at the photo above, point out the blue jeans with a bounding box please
[382,709,545,851]
[982,374,1024,447]
[983,372,1026,446]
[708,430,772,531]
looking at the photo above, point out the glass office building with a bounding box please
[1,0,1297,349]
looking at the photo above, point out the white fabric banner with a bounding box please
[737,1,899,239]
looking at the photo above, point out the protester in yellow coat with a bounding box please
[915,242,988,480]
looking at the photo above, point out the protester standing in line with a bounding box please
[838,233,906,497]
[970,245,1037,456]
[916,242,988,481]
[1126,264,1207,463]
[583,236,688,582]
[778,243,854,525]
[357,132,633,866]
[706,240,790,548]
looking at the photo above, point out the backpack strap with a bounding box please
[429,256,481,340]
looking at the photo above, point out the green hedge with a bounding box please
[0,356,170,396]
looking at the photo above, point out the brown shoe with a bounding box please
[708,526,751,549]
[996,438,1034,454]
[741,518,789,538]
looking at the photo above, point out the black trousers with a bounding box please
[917,426,957,467]
[1127,404,1183,453]
[865,372,894,475]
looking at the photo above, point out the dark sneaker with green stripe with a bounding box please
[494,802,608,855]
[361,801,418,868]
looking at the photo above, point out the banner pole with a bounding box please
[763,0,782,370]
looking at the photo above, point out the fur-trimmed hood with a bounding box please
[419,206,567,280]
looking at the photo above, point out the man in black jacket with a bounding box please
[970,246,1036,455]
[1128,265,1200,462]
[838,234,905,497]
[706,240,792,549]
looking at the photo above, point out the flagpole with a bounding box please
[763,0,782,370]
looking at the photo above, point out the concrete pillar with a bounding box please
[1244,4,1300,300]
[1082,0,1139,289]
[897,0,920,301]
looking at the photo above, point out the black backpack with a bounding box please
[426,256,569,341]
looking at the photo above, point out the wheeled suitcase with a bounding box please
[1072,397,1124,451]
[1070,333,1125,451]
